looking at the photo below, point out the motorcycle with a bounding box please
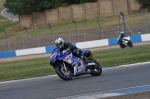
[49,48,102,81]
[118,36,133,49]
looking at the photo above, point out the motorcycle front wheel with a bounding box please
[128,41,133,47]
[55,62,73,81]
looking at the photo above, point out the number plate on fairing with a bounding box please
[64,54,73,64]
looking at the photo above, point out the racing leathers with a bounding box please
[59,42,89,64]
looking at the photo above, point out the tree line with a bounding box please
[4,0,98,15]
[3,0,150,15]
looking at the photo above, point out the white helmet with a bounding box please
[120,31,124,34]
[55,38,65,48]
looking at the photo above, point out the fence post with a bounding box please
[101,30,104,39]
[143,9,149,33]
[53,36,55,45]
[22,40,25,49]
[24,27,29,48]
[96,16,101,39]
[37,38,40,46]
[120,12,126,34]
[48,23,54,45]
[72,20,77,42]
[3,30,9,51]
[134,25,136,33]
[68,34,70,42]
[84,32,86,41]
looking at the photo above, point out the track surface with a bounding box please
[1,8,18,20]
[0,63,150,99]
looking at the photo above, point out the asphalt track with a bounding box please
[1,8,18,20]
[0,62,150,99]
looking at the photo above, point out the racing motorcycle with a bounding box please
[118,36,133,49]
[49,48,102,81]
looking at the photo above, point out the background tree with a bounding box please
[65,0,98,5]
[4,0,98,15]
[136,0,150,9]
[4,0,65,15]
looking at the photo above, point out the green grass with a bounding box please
[93,46,150,66]
[0,57,55,81]
[0,16,19,33]
[0,45,150,82]
[0,0,5,12]
[0,0,19,38]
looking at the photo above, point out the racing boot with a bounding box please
[81,56,89,65]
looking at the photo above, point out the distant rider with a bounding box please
[118,31,125,44]
[54,38,89,65]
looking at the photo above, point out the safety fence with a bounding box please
[0,33,150,59]
[0,11,150,52]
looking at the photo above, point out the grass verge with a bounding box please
[0,15,19,34]
[0,45,150,82]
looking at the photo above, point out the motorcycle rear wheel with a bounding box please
[88,59,102,76]
[55,63,73,81]
[120,44,124,49]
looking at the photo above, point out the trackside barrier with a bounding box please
[16,47,46,56]
[0,51,16,58]
[76,39,108,49]
[45,43,76,53]
[130,35,142,43]
[141,34,150,41]
[0,34,150,59]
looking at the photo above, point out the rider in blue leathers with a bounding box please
[55,38,89,64]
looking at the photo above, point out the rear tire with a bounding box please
[120,44,124,49]
[88,59,102,76]
[55,63,73,81]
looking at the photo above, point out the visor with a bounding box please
[56,42,63,48]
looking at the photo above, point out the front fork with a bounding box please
[61,62,70,76]
[63,62,68,72]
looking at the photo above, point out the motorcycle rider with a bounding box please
[55,38,89,65]
[117,31,126,44]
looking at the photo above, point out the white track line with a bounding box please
[1,8,11,19]
[56,84,150,99]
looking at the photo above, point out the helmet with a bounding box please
[120,31,124,34]
[55,38,65,48]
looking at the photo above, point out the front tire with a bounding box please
[55,63,73,81]
[128,41,133,48]
[88,59,102,76]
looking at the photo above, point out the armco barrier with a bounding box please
[0,34,150,59]
[16,47,46,56]
[45,43,76,53]
[130,34,142,43]
[45,45,56,53]
[141,34,150,41]
[108,38,118,46]
[76,39,108,49]
[0,51,16,58]
[0,52,2,58]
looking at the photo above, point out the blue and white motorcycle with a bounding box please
[50,48,102,81]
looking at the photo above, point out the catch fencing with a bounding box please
[0,11,150,52]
